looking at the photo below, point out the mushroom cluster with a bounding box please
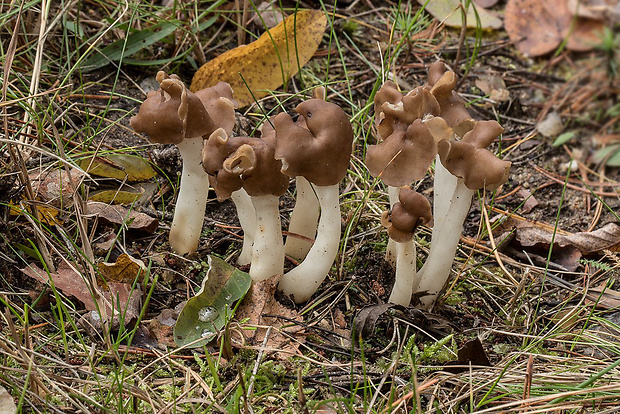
[132,62,510,311]
[369,62,511,308]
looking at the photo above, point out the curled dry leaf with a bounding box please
[87,201,159,233]
[509,222,620,270]
[516,222,620,254]
[234,274,304,360]
[505,0,606,57]
[190,10,327,107]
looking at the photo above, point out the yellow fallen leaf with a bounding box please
[9,203,62,226]
[98,253,148,284]
[190,10,327,107]
[88,187,145,205]
[78,154,157,182]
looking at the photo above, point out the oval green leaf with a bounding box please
[174,256,251,348]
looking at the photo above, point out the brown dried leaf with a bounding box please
[29,168,84,207]
[505,0,606,56]
[190,10,327,107]
[568,0,620,22]
[444,338,491,373]
[586,285,620,310]
[516,223,620,254]
[512,222,620,271]
[21,262,141,324]
[22,262,97,309]
[87,201,159,233]
[518,188,539,213]
[475,75,510,102]
[234,274,303,359]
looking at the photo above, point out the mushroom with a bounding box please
[381,187,432,306]
[203,127,288,280]
[130,72,235,254]
[365,116,442,266]
[414,120,510,308]
[282,87,325,261]
[202,129,255,266]
[274,98,354,303]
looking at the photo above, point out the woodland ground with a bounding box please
[1,0,620,413]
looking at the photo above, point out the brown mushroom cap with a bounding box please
[274,99,354,186]
[131,73,215,144]
[202,128,246,200]
[365,119,438,186]
[438,139,511,191]
[461,120,505,149]
[374,81,406,140]
[202,128,288,200]
[381,87,441,127]
[195,82,237,135]
[426,62,475,137]
[223,139,289,198]
[381,187,432,242]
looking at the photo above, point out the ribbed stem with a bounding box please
[415,181,473,309]
[231,189,255,266]
[278,184,340,303]
[249,194,284,281]
[284,176,320,260]
[169,137,210,254]
[388,238,417,306]
[385,185,400,267]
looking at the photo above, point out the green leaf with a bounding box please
[78,154,157,182]
[81,21,179,72]
[552,131,576,147]
[174,256,251,348]
[605,146,620,167]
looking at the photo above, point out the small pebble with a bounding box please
[537,112,564,138]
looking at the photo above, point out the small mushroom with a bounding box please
[415,120,510,309]
[282,88,324,261]
[203,127,288,281]
[130,72,235,255]
[274,98,354,303]
[381,187,432,306]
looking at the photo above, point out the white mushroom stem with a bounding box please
[284,176,320,260]
[385,185,400,266]
[415,180,474,309]
[169,137,211,254]
[249,194,284,281]
[279,184,340,303]
[231,189,256,266]
[388,238,417,306]
[432,155,459,233]
[413,156,459,285]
